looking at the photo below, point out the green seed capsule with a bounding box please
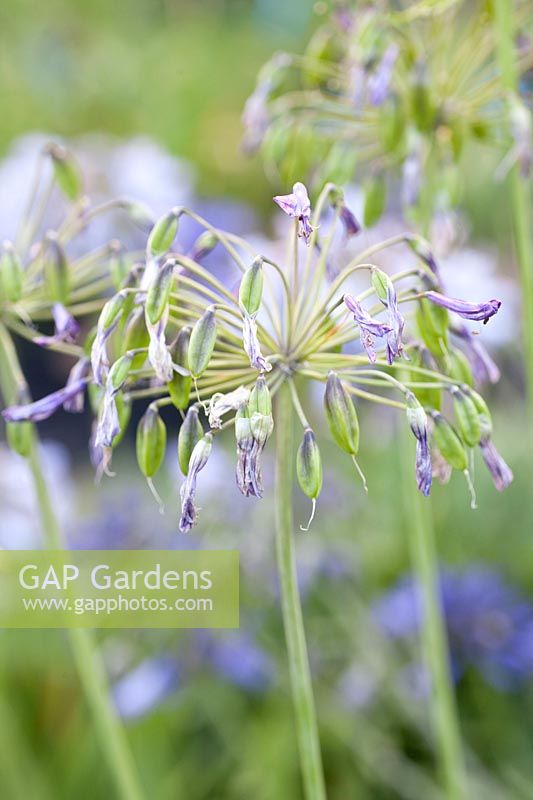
[168,327,192,409]
[445,349,473,387]
[248,375,272,417]
[451,387,481,447]
[113,392,131,447]
[6,420,32,457]
[371,268,390,303]
[431,412,468,471]
[100,291,127,330]
[0,241,23,302]
[239,257,264,316]
[136,406,167,478]
[191,231,218,260]
[416,298,449,357]
[108,353,133,391]
[250,412,274,446]
[178,406,204,475]
[148,207,181,257]
[465,387,493,440]
[118,200,155,233]
[363,174,387,228]
[297,428,323,500]
[188,305,217,378]
[324,371,359,455]
[43,234,69,304]
[123,308,149,369]
[47,143,82,200]
[235,403,253,447]
[146,259,175,325]
[108,241,129,290]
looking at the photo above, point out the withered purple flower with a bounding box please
[344,293,392,363]
[425,291,501,324]
[406,392,432,496]
[242,313,272,373]
[339,205,361,238]
[379,278,405,364]
[451,324,501,385]
[146,308,174,383]
[95,384,120,449]
[63,357,91,413]
[479,439,513,492]
[2,378,88,422]
[273,182,314,244]
[179,433,213,533]
[34,303,80,347]
[91,322,116,387]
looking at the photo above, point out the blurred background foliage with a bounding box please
[1,0,533,798]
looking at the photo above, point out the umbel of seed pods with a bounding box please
[2,178,513,531]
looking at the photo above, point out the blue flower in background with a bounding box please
[113,657,180,720]
[199,630,275,692]
[374,567,533,691]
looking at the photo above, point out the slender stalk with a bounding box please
[492,0,533,427]
[0,324,144,800]
[400,429,466,799]
[274,383,326,800]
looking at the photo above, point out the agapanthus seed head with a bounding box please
[188,305,217,379]
[136,406,167,479]
[146,258,176,325]
[147,207,182,258]
[324,372,360,455]
[430,411,468,473]
[450,386,482,448]
[168,327,192,410]
[178,406,204,476]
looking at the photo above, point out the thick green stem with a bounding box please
[0,325,144,800]
[275,383,326,800]
[492,0,533,426]
[401,431,466,800]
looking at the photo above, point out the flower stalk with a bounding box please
[275,382,326,800]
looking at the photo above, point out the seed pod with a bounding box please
[47,143,81,200]
[190,231,218,261]
[118,200,155,233]
[108,241,129,290]
[136,406,167,478]
[431,412,468,472]
[113,392,132,447]
[178,406,204,475]
[363,173,387,228]
[6,420,32,457]
[416,298,449,357]
[445,349,473,387]
[235,404,253,448]
[250,411,274,446]
[43,234,69,304]
[249,375,272,417]
[465,386,493,440]
[297,428,323,499]
[0,241,23,302]
[108,353,133,391]
[239,257,264,316]
[451,386,481,447]
[146,259,175,325]
[168,327,192,409]
[405,392,427,440]
[123,308,149,369]
[147,207,181,258]
[371,268,390,303]
[324,371,359,455]
[188,305,217,378]
[100,291,127,330]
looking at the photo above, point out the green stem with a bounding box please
[0,325,144,800]
[492,0,533,427]
[400,429,466,800]
[274,383,326,800]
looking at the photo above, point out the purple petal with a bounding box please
[479,439,513,491]
[426,291,501,324]
[2,379,88,422]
